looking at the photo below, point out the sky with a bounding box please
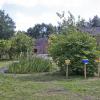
[0,0,100,31]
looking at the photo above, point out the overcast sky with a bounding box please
[0,0,100,31]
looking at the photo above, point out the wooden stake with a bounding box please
[98,63,100,77]
[66,64,68,79]
[84,64,86,79]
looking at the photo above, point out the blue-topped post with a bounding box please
[82,59,89,79]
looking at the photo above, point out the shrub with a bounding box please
[49,31,97,76]
[0,32,34,60]
[0,40,11,59]
[10,32,34,59]
[8,56,52,74]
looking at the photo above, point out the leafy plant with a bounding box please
[49,30,97,76]
[8,55,52,74]
[10,32,34,58]
[0,32,34,60]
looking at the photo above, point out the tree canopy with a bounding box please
[10,32,34,56]
[0,10,15,39]
[0,31,34,59]
[91,15,100,27]
[27,23,56,38]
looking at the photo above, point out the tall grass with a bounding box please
[8,55,52,74]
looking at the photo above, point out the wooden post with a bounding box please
[65,59,70,79]
[66,64,68,79]
[84,64,86,79]
[98,63,100,77]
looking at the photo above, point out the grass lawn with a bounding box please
[0,72,100,100]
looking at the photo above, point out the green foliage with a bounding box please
[8,55,52,74]
[93,35,100,59]
[0,39,11,59]
[0,32,34,60]
[27,23,56,38]
[0,10,15,39]
[49,30,97,76]
[56,11,76,34]
[10,32,34,58]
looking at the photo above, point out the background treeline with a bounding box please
[0,10,100,60]
[0,10,100,40]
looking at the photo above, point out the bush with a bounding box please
[8,56,52,74]
[0,40,11,59]
[9,32,34,59]
[49,31,97,76]
[0,32,34,60]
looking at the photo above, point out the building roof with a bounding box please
[80,27,100,44]
[81,27,100,35]
[35,38,48,46]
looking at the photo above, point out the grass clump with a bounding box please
[8,55,52,74]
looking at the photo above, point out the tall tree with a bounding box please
[0,10,15,39]
[76,16,86,28]
[91,15,100,27]
[27,23,56,38]
[56,11,76,34]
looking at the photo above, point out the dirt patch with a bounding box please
[34,87,68,96]
[82,95,98,100]
[76,94,97,100]
[46,88,67,93]
[0,67,8,73]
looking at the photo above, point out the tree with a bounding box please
[49,30,97,76]
[56,11,76,34]
[0,10,15,39]
[76,15,100,28]
[27,23,56,38]
[76,16,87,28]
[91,15,100,27]
[10,32,34,58]
[0,32,34,59]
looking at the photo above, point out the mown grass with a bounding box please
[0,72,100,100]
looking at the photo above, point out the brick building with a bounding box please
[34,38,48,54]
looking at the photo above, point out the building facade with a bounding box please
[34,38,48,54]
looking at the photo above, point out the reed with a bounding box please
[8,55,52,74]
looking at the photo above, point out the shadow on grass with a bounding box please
[14,72,84,82]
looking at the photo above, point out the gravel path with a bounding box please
[0,67,8,73]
